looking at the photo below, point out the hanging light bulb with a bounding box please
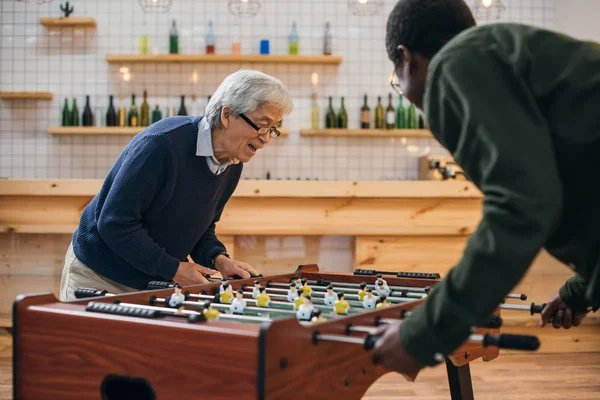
[348,0,382,16]
[138,0,172,13]
[472,0,505,20]
[311,72,319,89]
[482,0,493,8]
[228,0,262,17]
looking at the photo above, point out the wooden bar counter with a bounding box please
[0,179,597,352]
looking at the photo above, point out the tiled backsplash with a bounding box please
[0,0,554,180]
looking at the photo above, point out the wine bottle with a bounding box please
[323,22,332,55]
[325,96,336,128]
[71,98,79,126]
[106,95,117,126]
[361,94,370,129]
[128,94,138,127]
[310,93,319,129]
[141,90,150,126]
[62,98,70,127]
[152,105,162,123]
[82,95,93,126]
[407,103,417,129]
[139,34,149,55]
[396,95,406,129]
[169,19,178,54]
[337,96,348,128]
[118,97,126,127]
[375,96,384,129]
[206,20,215,54]
[289,21,298,55]
[385,93,395,129]
[178,95,187,116]
[418,112,425,129]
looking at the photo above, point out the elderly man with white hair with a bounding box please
[59,70,293,301]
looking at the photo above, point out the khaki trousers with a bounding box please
[59,242,138,301]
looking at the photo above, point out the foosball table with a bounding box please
[13,265,544,400]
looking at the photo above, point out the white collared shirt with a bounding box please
[196,118,240,175]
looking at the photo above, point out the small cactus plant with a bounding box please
[60,2,74,18]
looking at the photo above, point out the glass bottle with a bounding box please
[140,90,150,126]
[169,19,179,54]
[289,21,298,55]
[118,97,126,127]
[396,95,406,129]
[82,95,93,127]
[325,96,336,128]
[310,93,319,129]
[128,94,138,127]
[178,95,187,116]
[206,20,215,54]
[360,94,370,129]
[407,103,417,129]
[385,93,395,129]
[323,22,332,55]
[106,95,117,127]
[374,96,384,129]
[152,105,162,123]
[337,97,348,128]
[71,98,79,126]
[61,97,70,127]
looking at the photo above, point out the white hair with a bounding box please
[205,70,293,128]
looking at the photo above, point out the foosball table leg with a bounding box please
[445,359,474,400]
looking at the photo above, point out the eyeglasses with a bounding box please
[390,70,402,96]
[239,113,281,138]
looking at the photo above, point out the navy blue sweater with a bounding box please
[72,116,242,289]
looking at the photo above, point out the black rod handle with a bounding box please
[74,287,108,299]
[483,334,540,351]
[480,315,503,329]
[364,334,381,351]
[146,281,175,290]
[530,303,547,315]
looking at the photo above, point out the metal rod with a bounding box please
[316,334,367,346]
[242,291,365,308]
[347,325,377,334]
[253,287,417,304]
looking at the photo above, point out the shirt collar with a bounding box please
[196,118,240,166]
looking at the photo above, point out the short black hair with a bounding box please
[386,0,476,63]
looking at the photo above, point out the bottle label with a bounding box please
[361,111,370,123]
[386,111,395,125]
[131,116,138,126]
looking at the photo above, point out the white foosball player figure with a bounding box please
[287,283,299,303]
[230,290,247,315]
[323,285,338,306]
[252,280,261,299]
[375,279,390,297]
[376,273,390,291]
[362,288,377,310]
[296,295,314,321]
[168,284,186,308]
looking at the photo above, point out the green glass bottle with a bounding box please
[140,90,150,126]
[418,112,425,129]
[337,96,348,128]
[407,103,417,129]
[325,96,337,128]
[152,104,162,123]
[289,21,298,55]
[71,98,79,126]
[385,93,395,129]
[128,94,138,127]
[361,94,370,129]
[374,96,384,129]
[396,95,406,129]
[62,98,70,126]
[169,19,179,54]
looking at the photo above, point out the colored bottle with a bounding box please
[360,94,370,129]
[407,103,417,129]
[61,98,70,126]
[289,21,298,55]
[418,112,426,129]
[323,22,332,55]
[140,90,150,126]
[139,34,149,55]
[118,97,126,127]
[152,105,162,123]
[169,19,179,54]
[106,95,117,127]
[206,20,215,54]
[385,93,395,129]
[71,98,79,126]
[82,95,93,127]
[310,93,319,129]
[375,96,384,129]
[231,19,241,54]
[396,95,406,129]
[128,94,138,127]
[337,97,348,128]
[178,95,187,116]
[325,96,336,128]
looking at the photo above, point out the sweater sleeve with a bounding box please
[189,208,227,268]
[96,135,180,279]
[399,48,564,366]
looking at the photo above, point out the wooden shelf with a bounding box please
[300,129,432,138]
[0,91,53,100]
[105,54,342,65]
[48,126,289,136]
[39,17,96,28]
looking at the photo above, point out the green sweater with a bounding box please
[400,23,600,366]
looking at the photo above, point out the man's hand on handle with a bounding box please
[540,292,587,329]
[173,262,217,285]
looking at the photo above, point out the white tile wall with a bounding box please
[0,0,555,181]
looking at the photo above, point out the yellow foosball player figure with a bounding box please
[323,284,338,306]
[202,301,220,320]
[310,308,327,324]
[296,295,314,321]
[301,278,312,296]
[362,288,377,310]
[230,290,247,315]
[357,282,368,301]
[167,283,186,308]
[287,283,299,303]
[334,292,350,315]
[252,280,261,299]
[294,292,306,310]
[376,295,390,309]
[256,286,271,308]
[219,283,234,304]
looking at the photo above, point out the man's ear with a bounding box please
[220,106,232,128]
[398,45,418,75]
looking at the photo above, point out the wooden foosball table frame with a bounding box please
[13,264,535,400]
